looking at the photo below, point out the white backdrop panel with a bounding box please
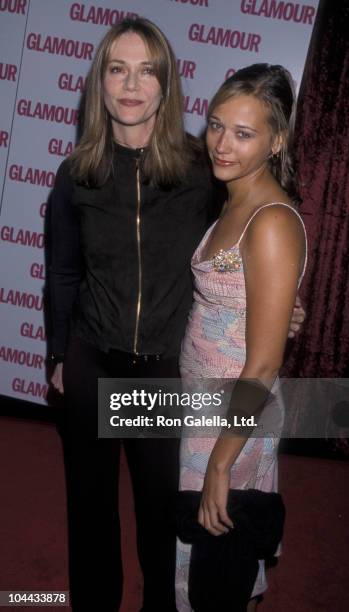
[0,0,319,405]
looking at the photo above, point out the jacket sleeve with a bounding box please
[209,176,227,223]
[49,158,83,359]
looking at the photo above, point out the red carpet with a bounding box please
[0,416,348,611]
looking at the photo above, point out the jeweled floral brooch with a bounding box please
[212,249,242,272]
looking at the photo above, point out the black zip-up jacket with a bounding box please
[49,142,214,360]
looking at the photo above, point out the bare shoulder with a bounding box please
[245,203,305,245]
[241,203,306,274]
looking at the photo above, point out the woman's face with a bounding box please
[103,32,162,139]
[206,94,278,184]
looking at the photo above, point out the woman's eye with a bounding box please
[237,131,252,139]
[110,66,124,74]
[142,67,155,75]
[208,120,222,131]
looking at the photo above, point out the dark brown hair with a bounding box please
[208,63,300,202]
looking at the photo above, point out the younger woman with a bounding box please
[176,64,307,611]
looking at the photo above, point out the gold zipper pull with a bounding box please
[133,162,142,355]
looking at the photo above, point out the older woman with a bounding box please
[50,16,211,612]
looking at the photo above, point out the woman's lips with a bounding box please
[118,99,143,107]
[213,157,239,167]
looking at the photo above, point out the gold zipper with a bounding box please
[133,161,142,354]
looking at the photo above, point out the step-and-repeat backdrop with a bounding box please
[0,0,318,405]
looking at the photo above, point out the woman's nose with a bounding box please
[215,131,233,154]
[124,70,139,91]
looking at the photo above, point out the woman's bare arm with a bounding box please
[199,205,306,535]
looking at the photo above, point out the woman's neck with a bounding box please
[112,123,154,150]
[225,165,275,210]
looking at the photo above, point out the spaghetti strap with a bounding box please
[236,202,307,282]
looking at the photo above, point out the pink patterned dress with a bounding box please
[176,203,307,611]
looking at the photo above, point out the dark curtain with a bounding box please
[282,0,349,378]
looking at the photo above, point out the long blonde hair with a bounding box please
[70,17,195,187]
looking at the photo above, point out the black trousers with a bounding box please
[60,335,180,612]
